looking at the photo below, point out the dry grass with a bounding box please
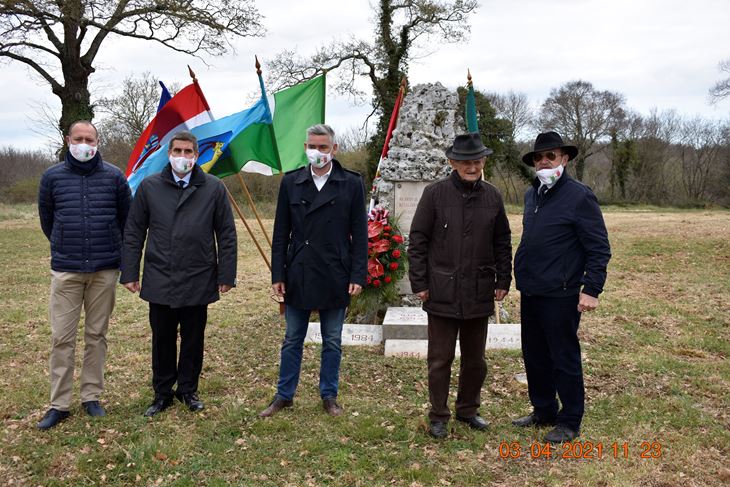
[0,205,728,486]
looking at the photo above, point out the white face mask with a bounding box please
[169,155,196,174]
[536,165,564,187]
[306,148,333,169]
[69,143,97,162]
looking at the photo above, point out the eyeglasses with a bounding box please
[532,151,561,163]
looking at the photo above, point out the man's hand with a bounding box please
[123,281,140,293]
[219,284,233,293]
[349,283,363,296]
[494,289,509,301]
[272,282,286,297]
[417,290,430,302]
[578,292,599,312]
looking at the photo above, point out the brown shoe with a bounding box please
[322,398,343,417]
[258,397,293,418]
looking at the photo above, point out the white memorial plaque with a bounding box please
[382,307,428,325]
[384,339,429,358]
[393,181,431,235]
[304,323,383,346]
[486,323,521,350]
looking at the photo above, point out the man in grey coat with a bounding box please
[121,131,237,417]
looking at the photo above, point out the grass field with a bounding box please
[0,204,728,486]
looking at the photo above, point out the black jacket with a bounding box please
[514,174,611,298]
[38,152,131,273]
[120,165,237,308]
[271,160,368,310]
[408,171,513,319]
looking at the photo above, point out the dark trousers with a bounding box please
[427,314,488,422]
[149,303,207,399]
[520,293,584,431]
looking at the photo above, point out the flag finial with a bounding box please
[467,69,472,86]
[400,76,407,93]
[255,56,262,76]
[188,65,196,81]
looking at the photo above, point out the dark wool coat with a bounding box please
[408,171,513,319]
[120,164,237,308]
[271,160,368,310]
[514,174,611,298]
[38,152,132,273]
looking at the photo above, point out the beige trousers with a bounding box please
[48,269,118,410]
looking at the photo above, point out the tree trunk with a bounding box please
[574,155,586,181]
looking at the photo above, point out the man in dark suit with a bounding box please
[121,131,237,417]
[408,133,513,439]
[512,131,611,442]
[260,124,368,418]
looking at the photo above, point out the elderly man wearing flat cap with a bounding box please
[408,133,513,439]
[512,131,611,443]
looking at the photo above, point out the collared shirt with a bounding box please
[310,163,332,191]
[173,171,192,188]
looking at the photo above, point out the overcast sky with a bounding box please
[1,0,729,149]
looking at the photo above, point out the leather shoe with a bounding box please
[144,397,173,417]
[176,392,204,412]
[543,424,580,443]
[259,397,293,418]
[322,398,343,417]
[511,413,556,428]
[456,414,488,431]
[82,401,106,417]
[429,421,448,439]
[37,408,70,430]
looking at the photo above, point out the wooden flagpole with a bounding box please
[229,56,274,249]
[226,187,271,271]
[187,64,271,269]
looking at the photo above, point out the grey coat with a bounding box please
[121,165,237,308]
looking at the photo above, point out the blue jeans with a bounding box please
[276,305,346,401]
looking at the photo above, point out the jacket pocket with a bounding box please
[476,265,496,299]
[428,268,456,303]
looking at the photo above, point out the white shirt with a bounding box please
[173,171,192,188]
[311,163,332,191]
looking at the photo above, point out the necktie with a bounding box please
[178,180,186,189]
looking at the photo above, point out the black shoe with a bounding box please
[37,408,70,430]
[429,421,448,439]
[144,397,173,417]
[322,398,343,417]
[543,424,580,443]
[82,401,106,417]
[456,414,489,431]
[511,413,556,428]
[176,392,204,412]
[259,397,293,418]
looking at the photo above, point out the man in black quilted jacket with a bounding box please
[37,120,132,429]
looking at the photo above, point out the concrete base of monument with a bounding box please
[384,324,522,358]
[382,306,521,352]
[304,323,383,346]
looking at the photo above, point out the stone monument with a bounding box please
[371,82,461,235]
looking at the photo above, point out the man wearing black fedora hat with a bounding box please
[512,131,611,442]
[408,133,513,439]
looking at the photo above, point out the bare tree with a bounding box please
[709,58,730,104]
[267,0,478,178]
[679,117,724,202]
[0,0,264,146]
[96,72,178,144]
[538,80,626,181]
[485,91,534,141]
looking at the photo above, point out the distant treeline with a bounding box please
[2,78,728,208]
